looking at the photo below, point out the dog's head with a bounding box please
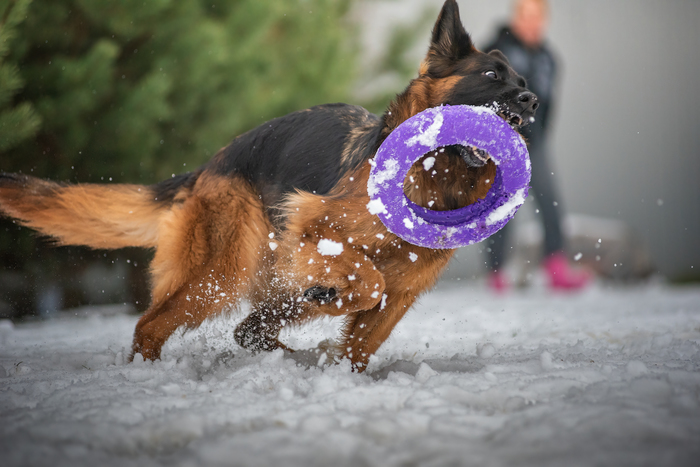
[395,1,539,211]
[421,0,538,129]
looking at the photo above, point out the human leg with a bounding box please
[528,144,589,289]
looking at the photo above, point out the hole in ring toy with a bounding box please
[367,104,531,249]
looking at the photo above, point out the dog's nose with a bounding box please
[518,91,539,112]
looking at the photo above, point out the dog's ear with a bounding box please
[488,49,510,65]
[422,0,475,77]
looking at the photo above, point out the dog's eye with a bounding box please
[484,70,498,79]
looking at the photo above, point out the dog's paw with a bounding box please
[303,286,337,304]
[316,338,343,366]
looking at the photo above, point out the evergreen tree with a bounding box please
[4,0,355,183]
[0,0,41,152]
[0,0,356,317]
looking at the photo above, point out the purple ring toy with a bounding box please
[367,105,531,249]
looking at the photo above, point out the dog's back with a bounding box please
[206,104,381,210]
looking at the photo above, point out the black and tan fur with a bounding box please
[0,1,538,371]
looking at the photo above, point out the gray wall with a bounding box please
[357,0,700,279]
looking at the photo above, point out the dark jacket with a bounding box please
[485,26,557,146]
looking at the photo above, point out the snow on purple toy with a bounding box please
[367,105,531,249]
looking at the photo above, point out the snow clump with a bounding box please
[317,239,344,256]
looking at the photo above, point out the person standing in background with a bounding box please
[484,0,590,291]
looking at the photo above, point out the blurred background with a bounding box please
[1,0,698,319]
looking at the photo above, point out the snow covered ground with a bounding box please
[1,282,699,467]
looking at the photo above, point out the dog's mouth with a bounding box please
[486,102,532,130]
[451,145,491,168]
[497,109,524,129]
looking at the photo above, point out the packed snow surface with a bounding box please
[2,283,700,466]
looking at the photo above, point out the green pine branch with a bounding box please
[0,0,40,153]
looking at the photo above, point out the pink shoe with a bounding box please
[488,270,509,293]
[544,253,591,290]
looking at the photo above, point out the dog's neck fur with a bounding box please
[378,65,464,144]
[379,75,433,141]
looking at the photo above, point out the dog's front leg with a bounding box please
[280,238,386,317]
[234,292,302,352]
[337,290,419,371]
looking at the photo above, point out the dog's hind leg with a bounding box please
[133,275,237,360]
[131,173,274,361]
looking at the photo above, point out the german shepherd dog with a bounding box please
[0,1,537,371]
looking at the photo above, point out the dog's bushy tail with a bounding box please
[0,173,176,249]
